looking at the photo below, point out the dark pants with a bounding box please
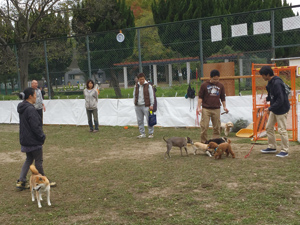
[37,109,43,123]
[19,149,44,182]
[86,109,99,131]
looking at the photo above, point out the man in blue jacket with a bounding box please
[259,66,290,157]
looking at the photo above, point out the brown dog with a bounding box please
[30,165,51,208]
[208,142,235,159]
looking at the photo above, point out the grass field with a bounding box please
[1,124,300,224]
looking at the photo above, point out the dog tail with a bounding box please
[163,136,167,143]
[227,138,231,144]
[30,164,40,175]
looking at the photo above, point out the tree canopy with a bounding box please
[72,0,135,97]
[0,0,72,90]
[151,0,298,58]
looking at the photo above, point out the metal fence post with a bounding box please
[86,35,92,79]
[43,41,51,99]
[137,29,143,73]
[199,20,204,78]
[13,45,21,91]
[271,10,275,59]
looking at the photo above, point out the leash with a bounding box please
[195,110,200,126]
[244,104,268,158]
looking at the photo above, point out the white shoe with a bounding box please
[137,134,146,139]
[148,134,154,139]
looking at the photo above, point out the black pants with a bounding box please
[19,149,44,182]
[37,109,43,123]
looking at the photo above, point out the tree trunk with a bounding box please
[18,44,29,90]
[11,79,15,92]
[4,82,7,95]
[110,69,122,98]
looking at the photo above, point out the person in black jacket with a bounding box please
[259,66,290,157]
[16,88,55,189]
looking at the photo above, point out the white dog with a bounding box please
[220,122,234,136]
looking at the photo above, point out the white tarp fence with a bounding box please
[0,96,253,127]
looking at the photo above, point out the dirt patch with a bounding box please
[0,152,24,164]
[91,142,165,162]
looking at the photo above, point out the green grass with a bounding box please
[0,125,300,224]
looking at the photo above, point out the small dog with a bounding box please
[208,142,235,159]
[163,136,193,159]
[29,165,51,208]
[205,137,230,145]
[220,122,234,136]
[192,142,213,157]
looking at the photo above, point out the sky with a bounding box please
[286,0,300,14]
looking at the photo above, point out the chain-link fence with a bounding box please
[0,5,299,98]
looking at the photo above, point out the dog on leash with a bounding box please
[163,136,193,159]
[208,141,235,159]
[192,142,213,157]
[220,122,234,136]
[29,165,51,208]
[205,137,230,145]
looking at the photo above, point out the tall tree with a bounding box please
[0,0,72,90]
[72,0,135,98]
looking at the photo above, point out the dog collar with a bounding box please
[214,147,218,152]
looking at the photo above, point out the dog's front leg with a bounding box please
[31,188,35,202]
[184,147,188,156]
[179,147,183,156]
[47,189,51,206]
[36,192,42,208]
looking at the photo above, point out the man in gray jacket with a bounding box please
[133,73,154,138]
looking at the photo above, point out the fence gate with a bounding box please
[252,64,297,141]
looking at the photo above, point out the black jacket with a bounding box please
[266,76,290,115]
[17,101,46,146]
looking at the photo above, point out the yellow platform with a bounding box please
[236,122,254,138]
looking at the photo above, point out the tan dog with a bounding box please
[29,165,51,208]
[208,142,235,159]
[192,142,212,157]
[220,122,234,136]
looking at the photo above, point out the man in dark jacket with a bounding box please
[16,88,55,189]
[259,66,290,157]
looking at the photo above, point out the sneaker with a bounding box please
[148,134,154,139]
[261,148,277,153]
[89,129,93,132]
[276,152,288,157]
[93,129,99,133]
[16,180,29,190]
[137,134,146,139]
[50,181,57,187]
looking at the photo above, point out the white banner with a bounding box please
[283,16,300,31]
[0,96,253,127]
[231,23,248,37]
[253,21,270,35]
[211,24,222,42]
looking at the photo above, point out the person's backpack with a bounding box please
[283,82,291,96]
[187,84,195,99]
[186,84,196,111]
